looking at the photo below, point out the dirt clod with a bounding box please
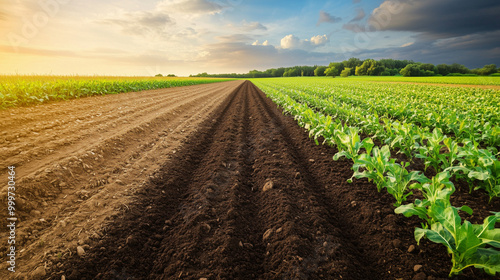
[392,239,402,249]
[408,245,416,253]
[262,180,274,192]
[413,272,427,280]
[263,228,273,241]
[76,246,85,257]
[30,266,46,279]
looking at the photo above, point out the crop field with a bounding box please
[343,75,500,85]
[251,77,500,277]
[0,75,233,109]
[1,77,499,280]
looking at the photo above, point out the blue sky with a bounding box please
[1,0,499,76]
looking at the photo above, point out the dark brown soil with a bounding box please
[47,81,498,280]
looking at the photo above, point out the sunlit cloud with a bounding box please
[280,34,329,50]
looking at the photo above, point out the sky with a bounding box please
[1,0,499,76]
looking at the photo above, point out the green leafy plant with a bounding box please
[416,128,446,172]
[415,208,500,276]
[350,145,392,191]
[332,126,374,161]
[385,162,428,206]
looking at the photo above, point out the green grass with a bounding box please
[0,75,234,109]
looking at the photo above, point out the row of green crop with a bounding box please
[253,81,500,201]
[0,77,233,109]
[252,80,500,277]
[347,75,500,85]
[257,78,500,147]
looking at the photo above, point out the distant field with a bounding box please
[341,75,500,85]
[0,75,233,109]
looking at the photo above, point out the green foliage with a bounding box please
[355,59,385,76]
[351,145,393,192]
[415,209,500,276]
[324,67,337,77]
[386,162,428,206]
[340,68,352,77]
[314,66,327,76]
[473,64,497,76]
[400,63,436,77]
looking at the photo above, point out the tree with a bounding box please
[340,68,352,77]
[324,66,337,77]
[400,64,435,77]
[271,68,286,77]
[326,62,344,76]
[477,64,497,75]
[420,63,436,73]
[283,68,300,77]
[400,64,422,77]
[343,57,363,69]
[437,64,451,76]
[155,74,163,77]
[314,66,327,76]
[355,59,385,76]
[449,63,469,74]
[355,63,369,76]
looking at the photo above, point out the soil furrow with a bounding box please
[0,81,244,278]
[245,81,375,279]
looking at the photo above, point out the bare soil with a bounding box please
[0,80,244,279]
[1,81,498,280]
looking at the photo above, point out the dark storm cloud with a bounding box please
[343,30,500,68]
[370,0,500,38]
[339,0,500,68]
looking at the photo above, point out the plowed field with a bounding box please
[1,81,496,280]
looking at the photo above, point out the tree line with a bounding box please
[190,58,500,78]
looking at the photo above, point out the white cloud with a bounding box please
[280,34,329,50]
[280,35,300,49]
[252,40,270,46]
[310,35,328,45]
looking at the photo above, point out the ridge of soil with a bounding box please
[41,81,498,280]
